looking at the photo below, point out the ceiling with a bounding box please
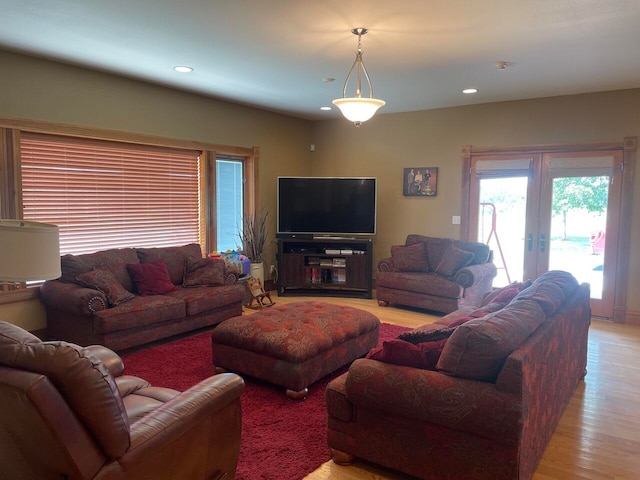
[1,0,639,121]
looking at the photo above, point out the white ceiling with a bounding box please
[1,0,639,121]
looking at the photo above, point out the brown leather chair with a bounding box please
[0,321,244,480]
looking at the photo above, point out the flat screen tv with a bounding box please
[277,177,377,237]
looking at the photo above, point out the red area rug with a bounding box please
[122,322,408,480]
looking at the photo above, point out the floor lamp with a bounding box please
[0,220,61,291]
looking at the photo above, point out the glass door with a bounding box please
[468,150,622,319]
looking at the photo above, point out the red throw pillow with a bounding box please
[127,259,177,295]
[367,338,448,370]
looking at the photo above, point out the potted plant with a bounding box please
[238,209,269,284]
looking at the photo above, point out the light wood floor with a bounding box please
[262,293,640,480]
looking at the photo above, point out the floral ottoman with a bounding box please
[210,301,380,399]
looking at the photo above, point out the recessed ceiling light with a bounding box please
[174,66,193,73]
[320,106,332,111]
[462,88,478,94]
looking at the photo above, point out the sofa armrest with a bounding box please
[377,257,394,272]
[223,270,238,285]
[344,358,522,445]
[452,262,497,288]
[40,280,108,315]
[85,345,125,378]
[128,372,244,451]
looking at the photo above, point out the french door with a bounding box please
[467,148,623,319]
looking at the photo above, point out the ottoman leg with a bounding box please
[331,449,355,465]
[285,387,309,401]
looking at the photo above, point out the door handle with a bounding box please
[540,234,546,253]
[527,233,533,251]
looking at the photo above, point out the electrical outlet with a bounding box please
[452,216,461,225]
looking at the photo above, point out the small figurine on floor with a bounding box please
[247,277,275,309]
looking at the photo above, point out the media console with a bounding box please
[277,237,372,299]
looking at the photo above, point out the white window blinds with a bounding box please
[20,133,201,255]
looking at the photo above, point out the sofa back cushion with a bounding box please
[436,299,546,381]
[405,234,491,270]
[60,248,139,292]
[0,322,130,459]
[513,270,579,316]
[390,242,429,272]
[136,243,203,285]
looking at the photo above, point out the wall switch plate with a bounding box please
[452,216,461,225]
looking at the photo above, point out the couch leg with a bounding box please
[285,387,308,400]
[331,449,355,465]
[214,366,228,374]
[378,300,389,307]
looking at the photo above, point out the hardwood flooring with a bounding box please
[263,293,640,480]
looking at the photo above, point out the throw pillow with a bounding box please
[397,327,456,344]
[127,259,177,296]
[183,256,226,287]
[434,244,474,277]
[390,242,429,272]
[367,338,448,370]
[76,265,134,307]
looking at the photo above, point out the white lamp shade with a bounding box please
[332,97,386,123]
[0,220,61,282]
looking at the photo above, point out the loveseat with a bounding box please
[0,321,244,479]
[326,271,591,480]
[376,234,498,313]
[40,243,245,351]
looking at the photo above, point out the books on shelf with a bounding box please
[305,266,347,284]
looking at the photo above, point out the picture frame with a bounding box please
[403,167,437,196]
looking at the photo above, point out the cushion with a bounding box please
[390,242,429,272]
[480,280,532,307]
[76,265,135,306]
[436,299,546,381]
[434,244,474,277]
[183,256,225,287]
[513,270,578,316]
[136,244,203,285]
[398,326,455,344]
[367,338,448,370]
[127,259,177,295]
[423,237,453,271]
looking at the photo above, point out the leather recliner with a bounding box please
[0,321,245,480]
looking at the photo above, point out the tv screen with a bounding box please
[277,177,377,236]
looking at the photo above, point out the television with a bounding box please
[277,177,377,237]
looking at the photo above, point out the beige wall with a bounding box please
[312,89,640,312]
[1,49,638,327]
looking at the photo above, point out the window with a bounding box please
[20,133,201,255]
[216,157,244,252]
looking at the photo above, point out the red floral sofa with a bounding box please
[376,234,497,313]
[326,271,591,480]
[40,243,245,351]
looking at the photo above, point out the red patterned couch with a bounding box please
[376,234,497,313]
[326,271,591,480]
[40,244,245,351]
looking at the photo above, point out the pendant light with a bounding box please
[332,28,385,127]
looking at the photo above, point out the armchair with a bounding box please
[0,321,244,480]
[376,234,497,313]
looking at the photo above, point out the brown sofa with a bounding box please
[376,234,497,313]
[326,271,591,480]
[0,321,245,480]
[40,243,245,351]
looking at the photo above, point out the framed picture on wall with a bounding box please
[403,167,437,196]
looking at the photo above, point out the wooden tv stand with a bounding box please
[277,237,372,299]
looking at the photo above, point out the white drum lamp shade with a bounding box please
[0,220,61,282]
